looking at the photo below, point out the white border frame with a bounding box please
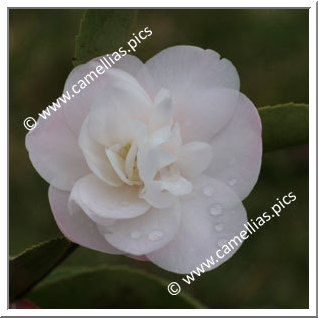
[3,1,316,316]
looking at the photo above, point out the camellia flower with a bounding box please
[26,46,262,274]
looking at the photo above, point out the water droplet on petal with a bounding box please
[131,231,142,239]
[215,223,224,232]
[203,185,214,197]
[209,204,223,215]
[228,178,237,186]
[148,230,163,241]
[218,239,227,247]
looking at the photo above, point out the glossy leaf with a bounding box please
[28,266,204,309]
[74,9,137,66]
[9,237,77,301]
[259,103,309,152]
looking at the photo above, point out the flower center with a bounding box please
[105,140,143,186]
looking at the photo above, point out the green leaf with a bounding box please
[27,266,205,309]
[74,9,137,66]
[259,103,309,152]
[9,237,77,301]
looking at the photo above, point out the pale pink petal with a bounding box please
[174,87,240,143]
[86,81,151,147]
[148,89,173,132]
[48,185,121,254]
[157,174,192,197]
[147,176,247,274]
[135,65,161,100]
[206,93,262,200]
[99,202,181,255]
[112,54,144,76]
[161,123,182,155]
[138,147,176,184]
[139,182,177,209]
[62,59,148,134]
[145,45,239,98]
[70,174,150,220]
[25,110,89,191]
[178,142,213,179]
[79,118,123,187]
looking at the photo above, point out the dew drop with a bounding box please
[218,239,227,247]
[215,223,224,232]
[209,204,223,216]
[203,185,214,197]
[131,231,142,239]
[228,178,237,186]
[148,230,163,241]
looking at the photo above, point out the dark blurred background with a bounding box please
[9,9,309,308]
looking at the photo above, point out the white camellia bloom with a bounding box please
[26,46,262,274]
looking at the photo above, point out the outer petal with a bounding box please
[206,93,262,200]
[126,254,149,262]
[135,65,161,100]
[62,58,149,134]
[174,87,240,143]
[147,176,247,274]
[112,54,144,77]
[70,174,150,220]
[26,110,90,191]
[99,202,181,255]
[145,45,240,97]
[48,185,121,254]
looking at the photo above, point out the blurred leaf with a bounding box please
[74,9,137,66]
[10,237,77,301]
[28,266,204,309]
[259,103,309,152]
